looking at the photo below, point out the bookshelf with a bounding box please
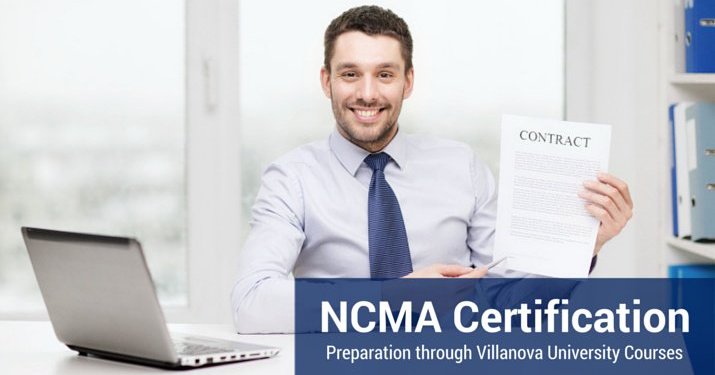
[669,74,715,85]
[666,237,715,262]
[659,0,715,271]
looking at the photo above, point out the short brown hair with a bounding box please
[323,5,413,72]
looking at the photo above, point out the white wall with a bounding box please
[566,0,661,276]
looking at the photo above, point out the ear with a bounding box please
[320,66,332,98]
[402,67,414,99]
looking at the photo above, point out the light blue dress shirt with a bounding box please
[232,129,506,333]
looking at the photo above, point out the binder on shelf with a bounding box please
[675,102,693,239]
[669,264,715,278]
[668,264,715,375]
[685,0,715,73]
[687,103,715,241]
[670,104,679,237]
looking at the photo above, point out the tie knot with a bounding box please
[364,152,391,172]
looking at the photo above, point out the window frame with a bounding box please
[164,0,241,323]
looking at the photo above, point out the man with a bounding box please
[232,5,633,333]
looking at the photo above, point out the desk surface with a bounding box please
[0,321,293,374]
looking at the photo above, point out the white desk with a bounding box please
[0,321,293,374]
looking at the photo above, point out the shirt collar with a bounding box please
[382,127,406,170]
[329,127,406,176]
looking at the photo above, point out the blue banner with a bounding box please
[295,278,714,375]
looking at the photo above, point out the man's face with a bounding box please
[321,31,414,152]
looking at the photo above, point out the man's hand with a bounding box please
[579,172,634,256]
[404,264,487,279]
[394,264,486,314]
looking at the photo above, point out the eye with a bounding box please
[378,71,394,80]
[340,71,358,80]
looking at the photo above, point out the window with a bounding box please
[0,0,564,323]
[0,0,186,313]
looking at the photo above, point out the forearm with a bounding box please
[231,227,302,334]
[231,159,308,333]
[232,275,295,333]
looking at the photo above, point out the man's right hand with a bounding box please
[404,264,488,278]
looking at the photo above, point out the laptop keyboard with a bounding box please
[175,342,232,356]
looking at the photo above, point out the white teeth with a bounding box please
[355,109,379,118]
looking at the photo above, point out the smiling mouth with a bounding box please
[350,107,385,122]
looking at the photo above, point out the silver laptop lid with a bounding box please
[22,227,178,364]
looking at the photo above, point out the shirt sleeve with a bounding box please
[231,162,306,333]
[466,152,528,278]
[466,152,498,268]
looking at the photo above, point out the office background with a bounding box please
[0,0,697,324]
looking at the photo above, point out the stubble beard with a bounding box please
[331,97,402,152]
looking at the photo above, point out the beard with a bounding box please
[331,97,402,151]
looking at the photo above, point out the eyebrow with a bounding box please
[334,62,402,71]
[376,63,400,70]
[335,63,358,71]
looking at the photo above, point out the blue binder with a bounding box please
[687,103,715,241]
[670,104,679,237]
[669,264,715,278]
[669,264,715,374]
[685,0,715,73]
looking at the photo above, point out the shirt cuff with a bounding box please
[588,255,598,274]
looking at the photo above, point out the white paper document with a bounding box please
[494,115,612,278]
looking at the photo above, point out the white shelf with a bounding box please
[666,237,715,261]
[660,0,715,271]
[669,73,715,85]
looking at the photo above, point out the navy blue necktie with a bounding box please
[364,152,413,278]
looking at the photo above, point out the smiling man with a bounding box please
[232,5,633,333]
[322,29,411,153]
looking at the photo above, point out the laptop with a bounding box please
[21,227,279,369]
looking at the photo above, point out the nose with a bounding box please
[356,76,378,103]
